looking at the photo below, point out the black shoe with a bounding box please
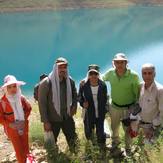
[107,141,121,152]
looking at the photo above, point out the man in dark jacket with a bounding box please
[78,64,108,147]
[33,73,47,101]
[38,57,77,152]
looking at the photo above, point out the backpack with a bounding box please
[33,84,39,101]
[33,77,51,101]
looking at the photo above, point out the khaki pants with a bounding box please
[110,106,132,149]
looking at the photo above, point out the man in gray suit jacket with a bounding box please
[38,57,77,152]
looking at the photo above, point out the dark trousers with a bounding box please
[84,117,106,145]
[51,117,77,148]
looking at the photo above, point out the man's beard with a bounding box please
[59,71,67,78]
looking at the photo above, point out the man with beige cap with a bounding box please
[102,53,140,153]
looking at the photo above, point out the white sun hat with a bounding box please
[1,75,26,88]
[113,53,128,61]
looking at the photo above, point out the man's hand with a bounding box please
[44,122,52,132]
[70,106,77,116]
[80,80,85,87]
[144,127,154,139]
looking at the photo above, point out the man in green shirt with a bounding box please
[102,53,140,152]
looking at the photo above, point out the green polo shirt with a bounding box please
[103,68,140,108]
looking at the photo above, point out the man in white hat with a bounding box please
[102,53,140,153]
[139,63,163,144]
[38,57,78,152]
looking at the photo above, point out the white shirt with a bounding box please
[91,86,99,118]
[139,81,163,127]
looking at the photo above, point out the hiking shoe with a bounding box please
[106,141,121,151]
[110,147,124,158]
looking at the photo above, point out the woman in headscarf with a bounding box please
[0,75,31,163]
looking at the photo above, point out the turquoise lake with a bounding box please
[0,6,163,96]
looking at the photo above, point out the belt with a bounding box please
[140,121,152,125]
[112,101,134,108]
[4,112,14,115]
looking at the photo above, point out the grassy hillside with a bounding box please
[0,0,162,13]
[1,103,163,162]
[0,0,131,8]
[0,0,133,13]
[28,103,163,163]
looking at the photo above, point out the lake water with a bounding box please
[0,6,163,96]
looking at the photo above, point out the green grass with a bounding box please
[29,103,44,143]
[29,104,163,162]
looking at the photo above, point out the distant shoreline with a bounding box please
[0,3,131,14]
[0,2,163,14]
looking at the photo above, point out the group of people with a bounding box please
[0,53,163,162]
[37,53,163,154]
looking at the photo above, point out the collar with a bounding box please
[124,69,130,77]
[143,81,155,92]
